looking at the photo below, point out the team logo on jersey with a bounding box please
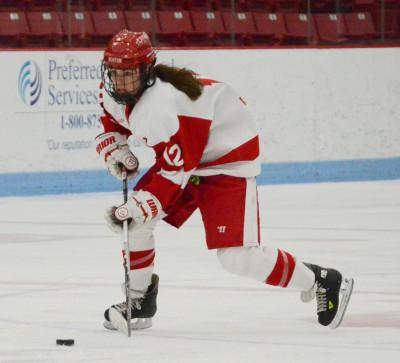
[18,60,42,106]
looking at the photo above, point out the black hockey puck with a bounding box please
[56,339,75,346]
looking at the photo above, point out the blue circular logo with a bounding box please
[18,60,42,106]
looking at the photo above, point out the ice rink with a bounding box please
[0,180,399,363]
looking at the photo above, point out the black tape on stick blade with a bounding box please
[56,339,75,346]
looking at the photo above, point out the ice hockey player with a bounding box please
[95,30,354,333]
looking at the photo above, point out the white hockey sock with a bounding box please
[217,246,315,291]
[121,222,156,298]
[286,260,315,291]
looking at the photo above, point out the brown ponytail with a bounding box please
[153,64,203,101]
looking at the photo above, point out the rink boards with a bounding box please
[0,47,399,196]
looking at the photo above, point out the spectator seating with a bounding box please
[94,0,129,10]
[128,0,154,10]
[310,0,336,13]
[314,13,348,43]
[216,0,247,11]
[0,0,28,10]
[221,11,256,44]
[125,10,159,38]
[187,0,216,11]
[59,11,94,46]
[284,13,318,43]
[0,11,30,47]
[247,0,275,12]
[29,0,56,10]
[337,0,355,13]
[189,10,227,45]
[157,0,187,10]
[252,12,286,43]
[90,10,126,44]
[343,12,376,40]
[380,7,400,39]
[63,0,96,10]
[157,10,193,45]
[275,0,303,13]
[26,11,63,46]
[1,1,399,47]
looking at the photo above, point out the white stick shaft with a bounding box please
[121,170,132,337]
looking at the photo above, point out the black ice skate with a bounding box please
[302,264,354,329]
[103,273,159,333]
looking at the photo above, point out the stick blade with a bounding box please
[109,307,131,337]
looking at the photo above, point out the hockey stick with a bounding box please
[121,169,132,337]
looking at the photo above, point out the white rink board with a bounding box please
[0,47,399,174]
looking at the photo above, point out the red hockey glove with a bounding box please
[105,190,162,233]
[95,132,139,181]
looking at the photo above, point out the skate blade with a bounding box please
[329,277,354,330]
[104,314,152,334]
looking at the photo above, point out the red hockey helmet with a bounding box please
[102,30,156,104]
[103,30,156,70]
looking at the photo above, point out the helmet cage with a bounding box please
[101,61,155,105]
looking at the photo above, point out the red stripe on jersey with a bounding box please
[199,78,220,86]
[100,115,132,137]
[199,136,260,169]
[125,104,134,121]
[122,249,155,271]
[177,115,211,171]
[142,116,211,210]
[145,173,182,211]
[266,249,296,287]
[99,82,132,137]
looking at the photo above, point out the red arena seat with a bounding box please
[343,12,377,41]
[284,13,318,44]
[221,11,256,44]
[0,11,29,47]
[157,10,193,45]
[189,10,226,45]
[59,11,94,46]
[26,11,64,47]
[90,10,127,44]
[125,10,160,38]
[314,13,348,43]
[252,12,287,44]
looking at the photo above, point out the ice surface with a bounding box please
[0,181,399,362]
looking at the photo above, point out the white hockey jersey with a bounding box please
[99,76,261,210]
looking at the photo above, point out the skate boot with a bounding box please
[103,273,159,332]
[303,263,354,329]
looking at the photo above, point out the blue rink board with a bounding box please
[0,157,399,197]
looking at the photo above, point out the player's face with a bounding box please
[109,67,141,95]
